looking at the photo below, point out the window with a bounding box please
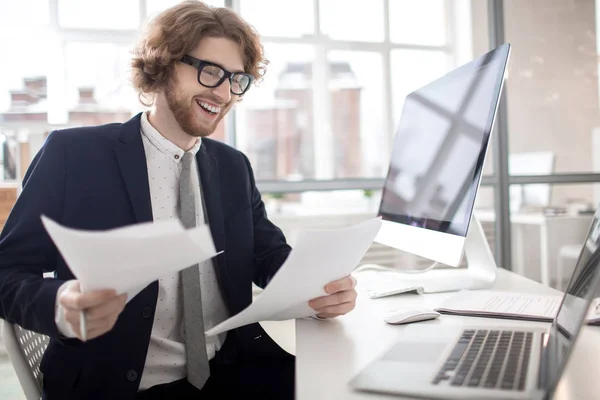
[0,30,53,114]
[63,42,136,125]
[327,51,386,177]
[236,0,481,182]
[389,0,447,46]
[239,0,314,38]
[58,0,140,30]
[503,0,600,206]
[236,44,315,180]
[0,0,48,27]
[504,0,600,176]
[0,0,487,187]
[146,0,225,19]
[319,0,384,42]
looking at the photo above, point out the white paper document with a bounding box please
[41,215,220,301]
[435,290,600,326]
[435,290,560,321]
[205,217,383,336]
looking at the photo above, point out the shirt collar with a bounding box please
[140,111,202,163]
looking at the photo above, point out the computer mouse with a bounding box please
[383,308,441,325]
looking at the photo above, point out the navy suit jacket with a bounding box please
[0,113,292,399]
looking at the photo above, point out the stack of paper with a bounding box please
[434,290,600,325]
[41,215,220,301]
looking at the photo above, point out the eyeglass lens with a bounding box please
[199,65,251,95]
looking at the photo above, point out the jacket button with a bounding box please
[142,306,153,319]
[127,369,138,382]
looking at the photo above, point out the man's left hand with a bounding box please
[308,275,357,319]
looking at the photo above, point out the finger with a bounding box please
[85,294,127,322]
[85,314,119,332]
[60,289,119,311]
[64,308,81,332]
[309,289,357,310]
[86,326,113,341]
[309,289,357,309]
[324,275,357,294]
[313,300,356,316]
[63,311,86,341]
[69,312,119,342]
[315,312,337,319]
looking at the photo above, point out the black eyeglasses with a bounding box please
[180,55,254,96]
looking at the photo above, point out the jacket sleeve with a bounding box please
[0,131,68,339]
[240,154,291,288]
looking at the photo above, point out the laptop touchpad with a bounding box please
[382,342,447,363]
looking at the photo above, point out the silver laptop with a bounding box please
[350,206,600,399]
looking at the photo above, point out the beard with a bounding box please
[165,80,228,137]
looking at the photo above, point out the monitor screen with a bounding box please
[378,44,510,237]
[544,206,600,394]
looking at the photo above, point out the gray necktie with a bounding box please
[179,152,210,389]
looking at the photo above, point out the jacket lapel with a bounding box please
[114,113,153,224]
[197,144,232,304]
[197,143,225,254]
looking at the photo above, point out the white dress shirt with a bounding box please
[54,111,230,390]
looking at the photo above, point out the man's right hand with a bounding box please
[58,281,128,342]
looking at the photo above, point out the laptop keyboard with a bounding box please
[432,329,533,391]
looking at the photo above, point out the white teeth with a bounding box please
[198,100,221,114]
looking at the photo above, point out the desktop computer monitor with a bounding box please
[375,44,511,272]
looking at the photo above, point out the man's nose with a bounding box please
[211,78,232,104]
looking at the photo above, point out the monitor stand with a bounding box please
[387,215,497,293]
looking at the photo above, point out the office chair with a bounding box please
[1,320,48,400]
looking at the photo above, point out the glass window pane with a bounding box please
[327,51,386,178]
[235,44,314,180]
[506,183,599,287]
[0,0,50,115]
[504,0,599,173]
[240,0,314,38]
[63,42,135,125]
[0,0,48,27]
[0,28,52,120]
[319,0,384,42]
[473,186,497,258]
[389,0,447,46]
[0,133,19,181]
[58,0,140,29]
[146,0,224,19]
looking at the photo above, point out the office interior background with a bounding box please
[1,0,600,397]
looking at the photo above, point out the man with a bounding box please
[0,2,358,399]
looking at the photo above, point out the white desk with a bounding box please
[295,268,600,399]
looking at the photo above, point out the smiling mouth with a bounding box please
[196,99,221,116]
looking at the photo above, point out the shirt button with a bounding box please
[174,154,180,160]
[142,306,153,319]
[127,369,138,382]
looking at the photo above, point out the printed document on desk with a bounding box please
[435,289,600,324]
[41,215,220,301]
[205,217,383,336]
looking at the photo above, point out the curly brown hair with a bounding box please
[131,1,267,105]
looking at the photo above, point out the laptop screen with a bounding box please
[544,206,600,394]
